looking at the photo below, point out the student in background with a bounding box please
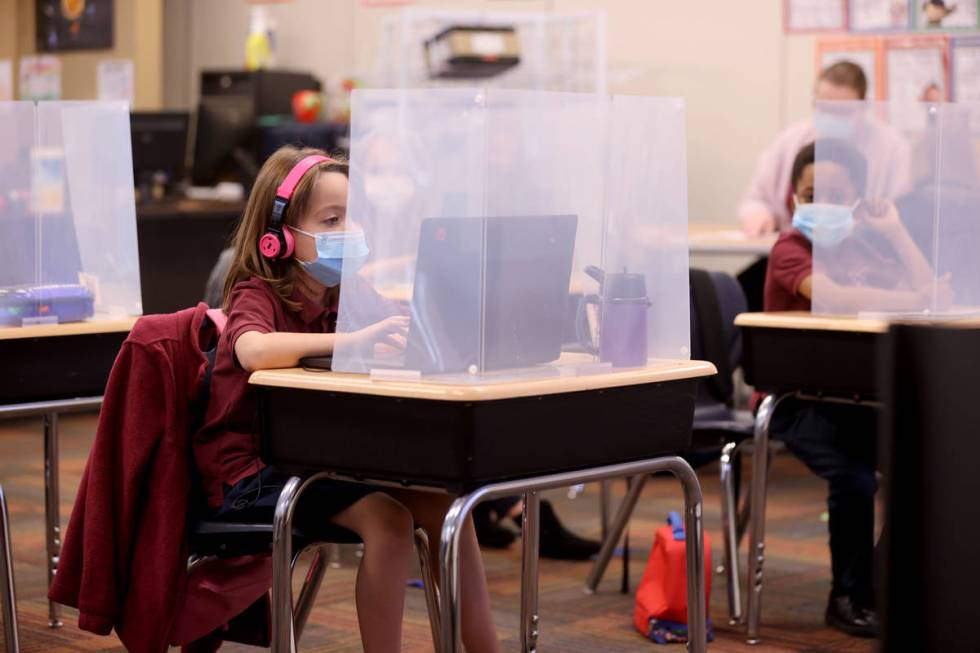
[196,146,500,653]
[763,139,938,638]
[738,61,910,237]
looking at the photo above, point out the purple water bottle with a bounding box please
[598,270,651,368]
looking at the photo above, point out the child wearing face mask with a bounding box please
[194,146,500,653]
[761,139,942,639]
[765,140,939,314]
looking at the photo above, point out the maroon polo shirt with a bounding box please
[764,230,813,312]
[764,227,908,312]
[194,276,397,509]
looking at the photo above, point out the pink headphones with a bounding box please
[259,154,336,260]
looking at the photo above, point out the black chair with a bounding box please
[186,315,442,649]
[688,268,755,625]
[187,519,441,647]
[588,269,755,623]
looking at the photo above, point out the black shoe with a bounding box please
[473,506,517,549]
[825,595,879,638]
[513,500,602,561]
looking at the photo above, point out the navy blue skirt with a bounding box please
[212,466,376,535]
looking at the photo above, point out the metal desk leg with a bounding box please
[720,440,743,624]
[43,413,61,629]
[520,492,540,653]
[0,483,20,653]
[746,395,778,645]
[271,472,331,653]
[583,474,647,593]
[599,480,612,540]
[672,459,707,653]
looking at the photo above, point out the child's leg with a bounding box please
[390,490,501,653]
[330,492,415,653]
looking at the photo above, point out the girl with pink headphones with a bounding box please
[194,145,500,652]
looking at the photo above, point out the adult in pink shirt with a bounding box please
[738,61,911,236]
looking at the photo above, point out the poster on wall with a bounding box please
[817,37,885,100]
[884,35,948,102]
[950,36,980,101]
[36,0,114,52]
[885,36,948,131]
[849,0,913,31]
[19,56,61,101]
[784,0,848,32]
[0,60,12,102]
[97,59,133,104]
[915,0,980,29]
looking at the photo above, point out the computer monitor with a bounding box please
[191,95,257,186]
[404,215,578,375]
[130,111,190,193]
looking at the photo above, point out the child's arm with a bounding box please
[858,199,933,289]
[236,315,409,372]
[801,273,936,313]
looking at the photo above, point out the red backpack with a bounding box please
[634,512,713,643]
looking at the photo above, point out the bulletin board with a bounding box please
[785,0,849,33]
[817,36,886,99]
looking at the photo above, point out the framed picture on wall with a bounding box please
[817,36,886,100]
[784,0,848,33]
[915,0,980,30]
[36,0,114,52]
[884,35,949,102]
[849,0,913,31]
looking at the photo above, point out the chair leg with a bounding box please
[720,441,743,624]
[0,484,19,653]
[293,545,330,642]
[414,528,442,653]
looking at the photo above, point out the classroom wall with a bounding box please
[166,0,821,224]
[11,0,164,109]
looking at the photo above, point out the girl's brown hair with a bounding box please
[222,145,349,311]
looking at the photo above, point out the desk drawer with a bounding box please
[258,379,697,493]
[742,327,881,399]
[0,332,126,404]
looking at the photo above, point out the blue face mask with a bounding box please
[792,200,856,247]
[290,228,370,287]
[813,112,856,140]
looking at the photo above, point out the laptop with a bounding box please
[404,215,578,375]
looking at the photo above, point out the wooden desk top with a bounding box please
[736,310,980,334]
[250,358,716,402]
[688,223,776,256]
[0,317,138,341]
[735,312,889,334]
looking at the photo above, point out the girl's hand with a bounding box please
[340,316,409,357]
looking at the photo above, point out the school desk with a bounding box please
[250,357,716,653]
[688,223,776,257]
[0,318,136,633]
[735,311,889,644]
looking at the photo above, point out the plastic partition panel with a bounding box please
[37,102,142,318]
[812,100,980,317]
[0,101,141,326]
[336,89,488,375]
[933,103,980,311]
[601,95,690,362]
[811,100,921,316]
[0,102,42,324]
[334,89,690,383]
